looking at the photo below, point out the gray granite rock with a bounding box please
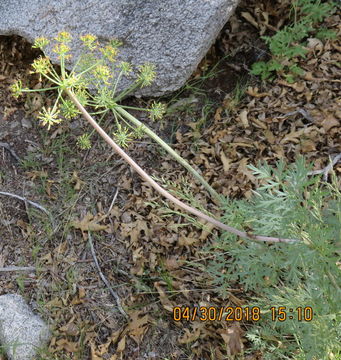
[0,294,51,360]
[0,0,239,96]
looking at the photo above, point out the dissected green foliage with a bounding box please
[251,0,337,82]
[205,157,341,358]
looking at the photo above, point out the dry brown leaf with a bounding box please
[165,257,182,270]
[25,170,48,180]
[40,252,53,265]
[322,114,339,132]
[280,129,305,144]
[220,151,231,173]
[59,322,79,337]
[154,281,174,312]
[116,336,126,352]
[251,117,267,129]
[53,241,68,256]
[70,171,84,191]
[300,139,316,153]
[277,80,305,92]
[239,109,249,128]
[199,222,215,241]
[72,212,108,232]
[264,129,276,144]
[127,310,150,343]
[90,341,102,360]
[178,322,205,344]
[219,322,243,355]
[178,236,199,247]
[241,12,259,28]
[246,86,269,98]
[214,107,223,121]
[55,338,79,353]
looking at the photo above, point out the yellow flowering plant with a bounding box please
[10,30,221,203]
[9,30,300,248]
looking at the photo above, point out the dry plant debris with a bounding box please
[0,0,340,358]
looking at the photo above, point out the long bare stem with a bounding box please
[66,89,299,244]
[115,106,222,204]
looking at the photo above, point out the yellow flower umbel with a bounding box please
[137,63,156,87]
[100,44,118,62]
[37,107,61,130]
[31,56,51,76]
[9,80,24,98]
[113,123,134,148]
[92,64,112,85]
[52,43,72,60]
[80,34,98,51]
[149,102,166,121]
[77,133,92,150]
[119,61,132,75]
[55,31,72,43]
[60,99,80,119]
[32,37,50,50]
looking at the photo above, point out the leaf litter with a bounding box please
[0,0,340,358]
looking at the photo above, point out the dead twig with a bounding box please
[0,266,36,273]
[0,191,49,215]
[88,231,129,319]
[308,153,341,181]
[0,142,21,162]
[67,89,299,244]
[107,187,119,215]
[0,191,56,229]
[278,109,314,123]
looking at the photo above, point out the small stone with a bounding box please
[21,118,33,129]
[69,120,81,130]
[0,294,51,360]
[10,121,20,129]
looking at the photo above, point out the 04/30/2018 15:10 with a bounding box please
[172,306,314,322]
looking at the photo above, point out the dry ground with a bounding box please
[0,0,340,359]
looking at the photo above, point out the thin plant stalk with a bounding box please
[66,88,298,245]
[115,106,223,204]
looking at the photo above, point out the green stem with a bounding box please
[115,106,223,204]
[22,87,59,93]
[113,82,140,103]
[66,89,299,244]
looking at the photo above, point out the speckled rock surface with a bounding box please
[0,0,239,96]
[0,294,51,360]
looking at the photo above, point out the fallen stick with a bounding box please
[0,191,50,215]
[308,153,341,181]
[0,142,21,161]
[88,232,129,319]
[0,266,36,273]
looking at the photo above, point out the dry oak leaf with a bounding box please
[154,281,175,312]
[126,310,150,343]
[239,109,249,128]
[219,322,244,356]
[178,322,206,344]
[72,212,108,232]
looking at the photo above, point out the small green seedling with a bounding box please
[251,0,336,82]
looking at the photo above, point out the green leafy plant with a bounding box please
[204,157,341,358]
[11,31,300,245]
[251,0,337,82]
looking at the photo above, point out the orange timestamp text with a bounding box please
[173,306,314,322]
[173,306,261,322]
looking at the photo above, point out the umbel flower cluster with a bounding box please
[10,31,166,148]
[10,30,223,204]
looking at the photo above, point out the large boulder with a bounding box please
[0,294,51,360]
[0,0,239,96]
